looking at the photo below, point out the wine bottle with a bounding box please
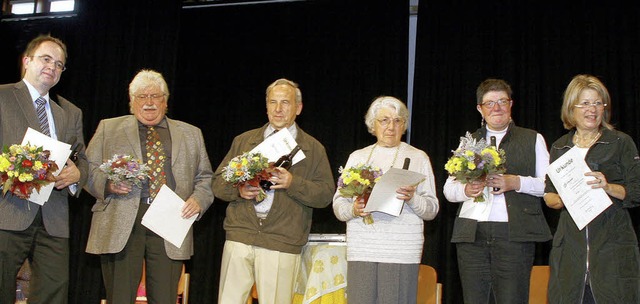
[489,136,500,191]
[402,158,410,170]
[260,145,302,190]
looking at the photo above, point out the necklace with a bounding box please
[366,143,401,170]
[573,131,601,148]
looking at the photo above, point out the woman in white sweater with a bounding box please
[332,96,439,304]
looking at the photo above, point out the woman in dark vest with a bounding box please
[444,78,552,304]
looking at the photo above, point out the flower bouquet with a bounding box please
[99,154,150,188]
[337,164,383,224]
[221,151,271,202]
[444,132,506,202]
[0,143,59,200]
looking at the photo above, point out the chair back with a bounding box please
[529,265,550,304]
[417,264,442,304]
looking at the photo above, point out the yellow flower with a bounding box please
[19,173,34,182]
[0,157,10,171]
[33,161,43,170]
[482,148,501,165]
[468,162,476,170]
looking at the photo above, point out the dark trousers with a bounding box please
[101,203,182,304]
[0,209,69,304]
[456,222,535,304]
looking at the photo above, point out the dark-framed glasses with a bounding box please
[376,117,405,127]
[135,94,167,102]
[481,99,511,108]
[33,55,66,72]
[574,100,606,109]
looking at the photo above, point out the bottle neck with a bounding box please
[274,145,301,168]
[288,145,301,158]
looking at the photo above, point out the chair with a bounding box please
[245,283,258,304]
[529,265,550,304]
[100,261,190,304]
[416,264,442,304]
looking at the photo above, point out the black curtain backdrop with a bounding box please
[2,1,640,303]
[0,0,408,303]
[412,1,640,303]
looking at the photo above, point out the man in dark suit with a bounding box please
[0,35,88,304]
[84,69,214,303]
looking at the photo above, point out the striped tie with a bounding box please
[35,97,51,136]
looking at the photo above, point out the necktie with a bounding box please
[35,97,51,136]
[146,126,167,200]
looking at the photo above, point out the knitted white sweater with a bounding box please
[332,142,439,264]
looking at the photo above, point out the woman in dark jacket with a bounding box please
[544,74,640,303]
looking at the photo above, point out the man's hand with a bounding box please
[239,183,262,200]
[182,197,202,219]
[54,159,80,189]
[269,167,293,190]
[107,181,132,195]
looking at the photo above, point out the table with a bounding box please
[293,243,348,304]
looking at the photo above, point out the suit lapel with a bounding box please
[124,116,143,160]
[167,118,181,167]
[13,82,42,134]
[49,98,65,141]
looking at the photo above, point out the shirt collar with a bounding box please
[265,123,298,140]
[138,117,168,129]
[23,79,49,103]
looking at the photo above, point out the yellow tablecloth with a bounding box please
[293,243,348,304]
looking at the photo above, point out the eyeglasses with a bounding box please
[574,100,606,109]
[376,117,404,127]
[480,99,511,108]
[135,94,167,102]
[32,55,66,72]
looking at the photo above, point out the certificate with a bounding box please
[363,168,426,216]
[250,128,305,164]
[21,128,73,205]
[141,185,197,248]
[546,146,612,230]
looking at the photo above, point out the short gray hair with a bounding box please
[265,78,302,104]
[128,69,170,114]
[364,96,409,135]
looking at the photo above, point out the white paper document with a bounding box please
[250,128,305,164]
[458,188,493,221]
[141,185,197,248]
[21,128,73,205]
[363,168,426,216]
[547,147,612,230]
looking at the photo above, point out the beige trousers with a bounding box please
[218,240,301,304]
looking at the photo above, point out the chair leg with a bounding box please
[182,273,190,304]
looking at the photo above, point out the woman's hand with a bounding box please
[543,192,564,209]
[486,174,520,194]
[585,171,625,200]
[585,171,607,190]
[464,180,485,198]
[397,185,416,201]
[352,196,370,217]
